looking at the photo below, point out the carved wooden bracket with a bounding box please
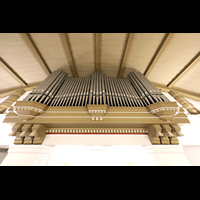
[147,124,183,145]
[10,123,47,145]
[147,101,179,122]
[13,101,47,121]
[87,105,107,121]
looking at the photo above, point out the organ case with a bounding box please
[3,69,189,145]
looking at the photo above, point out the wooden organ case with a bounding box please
[3,69,189,145]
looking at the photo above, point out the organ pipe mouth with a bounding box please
[24,69,169,107]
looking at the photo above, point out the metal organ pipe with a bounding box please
[106,76,113,106]
[64,79,75,106]
[26,69,169,107]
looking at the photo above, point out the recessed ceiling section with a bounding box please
[147,33,200,85]
[101,33,127,77]
[68,33,94,77]
[0,33,47,84]
[123,33,165,78]
[30,33,73,77]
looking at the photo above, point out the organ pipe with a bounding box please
[25,69,169,107]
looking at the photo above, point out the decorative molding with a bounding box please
[147,125,163,144]
[169,90,200,114]
[147,101,180,122]
[0,89,26,114]
[87,104,107,121]
[88,110,106,114]
[46,128,148,134]
[13,101,47,121]
[147,123,183,145]
[11,123,47,145]
[149,107,179,114]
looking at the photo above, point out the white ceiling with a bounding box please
[0,33,200,98]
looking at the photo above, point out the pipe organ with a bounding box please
[3,69,189,145]
[24,69,170,107]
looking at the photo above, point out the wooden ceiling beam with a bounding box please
[20,33,51,76]
[60,33,78,78]
[0,81,41,98]
[152,82,200,102]
[95,33,101,71]
[117,33,134,78]
[0,57,27,86]
[167,51,200,88]
[143,33,174,77]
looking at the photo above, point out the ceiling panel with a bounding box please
[30,33,72,77]
[0,65,21,90]
[147,33,200,85]
[0,33,47,84]
[0,33,200,101]
[68,33,94,77]
[122,33,165,78]
[173,61,200,93]
[101,33,127,77]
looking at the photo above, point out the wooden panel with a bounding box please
[147,33,200,85]
[0,57,27,86]
[167,51,200,87]
[123,33,165,78]
[30,33,72,77]
[101,33,127,77]
[117,33,134,78]
[95,33,100,70]
[173,61,200,93]
[68,33,94,77]
[20,33,51,76]
[0,67,21,90]
[0,33,47,83]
